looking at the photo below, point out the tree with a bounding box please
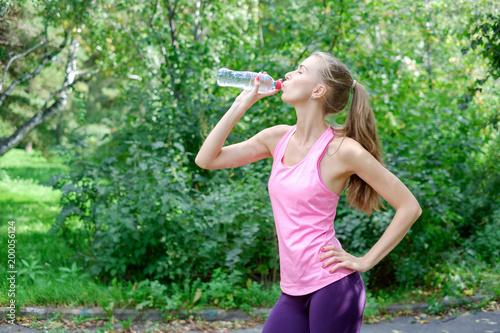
[3,0,496,292]
[0,1,97,157]
[468,14,500,80]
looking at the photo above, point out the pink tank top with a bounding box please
[268,125,355,296]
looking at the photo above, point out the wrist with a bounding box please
[360,255,377,272]
[230,100,251,115]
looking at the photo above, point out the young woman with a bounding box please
[195,52,422,333]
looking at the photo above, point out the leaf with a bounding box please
[152,141,165,150]
[173,142,185,153]
[135,300,152,311]
[193,288,202,304]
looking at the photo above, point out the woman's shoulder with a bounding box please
[268,124,293,133]
[272,124,293,135]
[329,134,367,160]
[257,124,292,141]
[254,125,292,155]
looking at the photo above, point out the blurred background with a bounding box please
[0,0,498,320]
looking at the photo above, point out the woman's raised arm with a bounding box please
[195,75,284,169]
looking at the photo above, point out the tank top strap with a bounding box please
[307,126,335,163]
[273,125,297,160]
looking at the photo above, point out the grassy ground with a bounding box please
[0,148,118,309]
[0,148,498,322]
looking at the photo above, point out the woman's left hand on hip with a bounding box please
[319,245,371,273]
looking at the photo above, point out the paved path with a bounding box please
[360,310,499,333]
[226,310,500,333]
[1,310,498,332]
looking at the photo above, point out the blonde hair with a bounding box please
[312,51,384,215]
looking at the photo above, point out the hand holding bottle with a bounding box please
[195,71,282,170]
[234,72,283,110]
[217,68,282,92]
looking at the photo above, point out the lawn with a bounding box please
[0,148,121,309]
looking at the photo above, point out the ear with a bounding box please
[312,84,327,99]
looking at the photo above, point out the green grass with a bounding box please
[0,148,116,308]
[0,148,69,184]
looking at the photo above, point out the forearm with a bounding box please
[363,203,422,270]
[195,101,248,169]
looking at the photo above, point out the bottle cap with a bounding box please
[275,79,282,90]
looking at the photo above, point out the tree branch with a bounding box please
[327,0,345,53]
[193,0,206,41]
[165,0,183,100]
[0,39,46,92]
[0,23,74,107]
[0,36,83,157]
[165,0,180,50]
[151,0,170,69]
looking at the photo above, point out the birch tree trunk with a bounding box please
[0,37,80,157]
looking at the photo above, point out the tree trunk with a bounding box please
[0,37,80,157]
[24,142,32,153]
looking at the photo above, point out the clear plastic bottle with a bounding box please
[217,68,282,92]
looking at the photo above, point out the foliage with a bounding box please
[465,207,500,263]
[0,147,497,315]
[1,0,498,297]
[18,259,47,282]
[467,14,500,80]
[51,131,278,284]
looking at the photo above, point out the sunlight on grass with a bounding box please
[0,148,69,184]
[0,149,133,309]
[0,178,60,203]
[0,148,92,307]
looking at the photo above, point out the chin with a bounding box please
[281,97,298,108]
[280,93,291,104]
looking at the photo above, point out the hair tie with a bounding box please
[351,79,357,89]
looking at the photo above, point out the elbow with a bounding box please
[195,155,208,169]
[413,200,422,221]
[416,205,422,220]
[195,154,216,170]
[399,198,422,225]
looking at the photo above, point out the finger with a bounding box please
[322,257,342,268]
[259,85,282,97]
[275,78,283,90]
[320,248,344,260]
[321,245,340,252]
[252,75,261,93]
[319,250,336,261]
[329,262,348,274]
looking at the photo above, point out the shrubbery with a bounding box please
[46,0,499,299]
[51,87,500,293]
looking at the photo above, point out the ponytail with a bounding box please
[343,83,384,215]
[312,51,383,215]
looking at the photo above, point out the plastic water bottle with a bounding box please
[217,68,282,92]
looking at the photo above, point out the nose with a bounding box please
[285,71,292,80]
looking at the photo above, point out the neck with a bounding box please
[293,101,329,144]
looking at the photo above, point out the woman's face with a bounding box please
[281,56,323,105]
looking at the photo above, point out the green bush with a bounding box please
[47,0,499,297]
[467,207,500,263]
[50,110,278,285]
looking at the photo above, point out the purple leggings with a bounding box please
[262,272,366,333]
